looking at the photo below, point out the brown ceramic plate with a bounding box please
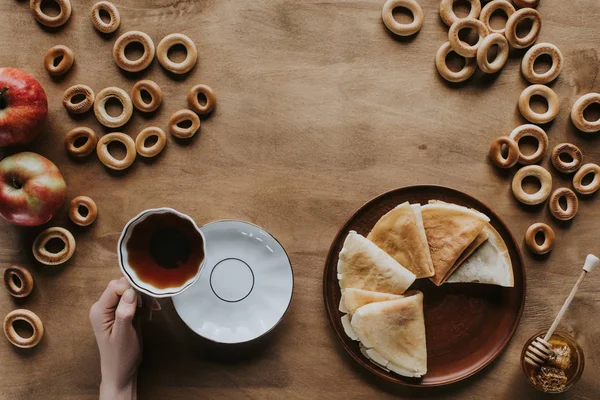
[323,185,525,387]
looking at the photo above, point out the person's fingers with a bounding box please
[151,299,162,311]
[113,288,138,334]
[97,279,131,310]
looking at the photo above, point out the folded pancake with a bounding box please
[337,231,416,295]
[452,230,489,269]
[339,288,404,340]
[422,202,490,286]
[367,202,435,279]
[351,291,427,378]
[446,224,514,287]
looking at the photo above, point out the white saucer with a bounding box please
[173,220,294,344]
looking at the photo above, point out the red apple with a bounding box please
[0,68,48,147]
[0,152,66,226]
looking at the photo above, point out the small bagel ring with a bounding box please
[573,163,600,195]
[448,18,490,58]
[94,87,133,128]
[69,196,98,226]
[135,127,167,158]
[514,0,539,8]
[3,266,34,298]
[62,85,95,114]
[549,188,579,221]
[525,223,554,255]
[33,227,76,266]
[157,33,198,74]
[44,45,74,76]
[551,143,583,174]
[64,127,98,158]
[381,0,424,36]
[435,41,477,83]
[518,84,559,124]
[30,0,71,28]
[91,1,121,34]
[131,80,163,113]
[3,309,44,348]
[113,31,155,72]
[169,109,201,139]
[571,93,600,132]
[96,132,136,170]
[187,84,217,115]
[439,0,481,27]
[476,33,509,74]
[489,137,519,168]
[508,124,548,165]
[479,0,514,35]
[512,165,552,205]
[521,43,563,84]
[505,8,542,49]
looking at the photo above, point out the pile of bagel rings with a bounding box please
[37,0,217,172]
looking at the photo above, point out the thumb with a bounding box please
[114,288,138,331]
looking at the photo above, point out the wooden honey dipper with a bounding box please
[524,254,599,367]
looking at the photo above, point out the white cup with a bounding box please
[118,207,207,298]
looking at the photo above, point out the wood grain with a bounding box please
[1,1,600,399]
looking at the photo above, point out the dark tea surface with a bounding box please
[126,213,204,289]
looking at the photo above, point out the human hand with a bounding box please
[89,278,144,400]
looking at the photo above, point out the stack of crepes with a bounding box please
[337,200,514,378]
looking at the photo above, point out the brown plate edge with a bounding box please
[322,184,526,388]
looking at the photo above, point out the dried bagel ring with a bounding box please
[131,80,162,113]
[96,132,136,170]
[521,43,563,84]
[64,127,98,158]
[94,87,133,128]
[571,93,600,132]
[135,127,166,158]
[91,1,120,34]
[439,0,481,27]
[157,33,198,74]
[518,84,559,124]
[573,163,600,195]
[3,266,34,298]
[548,188,578,221]
[69,196,98,226]
[476,33,509,74]
[187,84,217,115]
[508,124,548,165]
[512,165,552,205]
[551,143,583,174]
[3,309,44,348]
[33,227,76,266]
[169,109,200,139]
[525,223,554,255]
[113,31,155,72]
[505,8,541,49]
[30,0,71,28]
[44,45,74,76]
[489,137,519,168]
[435,42,477,83]
[479,0,514,35]
[381,0,424,36]
[514,0,539,8]
[448,18,490,58]
[62,85,95,114]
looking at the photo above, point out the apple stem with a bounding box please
[12,177,22,190]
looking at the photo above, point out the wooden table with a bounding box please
[1,1,600,398]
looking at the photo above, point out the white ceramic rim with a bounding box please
[117,207,207,298]
[174,219,294,344]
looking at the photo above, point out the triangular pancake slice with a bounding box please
[422,202,490,286]
[367,202,435,279]
[351,291,427,378]
[339,289,404,340]
[447,224,514,287]
[452,230,489,271]
[337,231,416,295]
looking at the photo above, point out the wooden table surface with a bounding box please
[1,0,600,399]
